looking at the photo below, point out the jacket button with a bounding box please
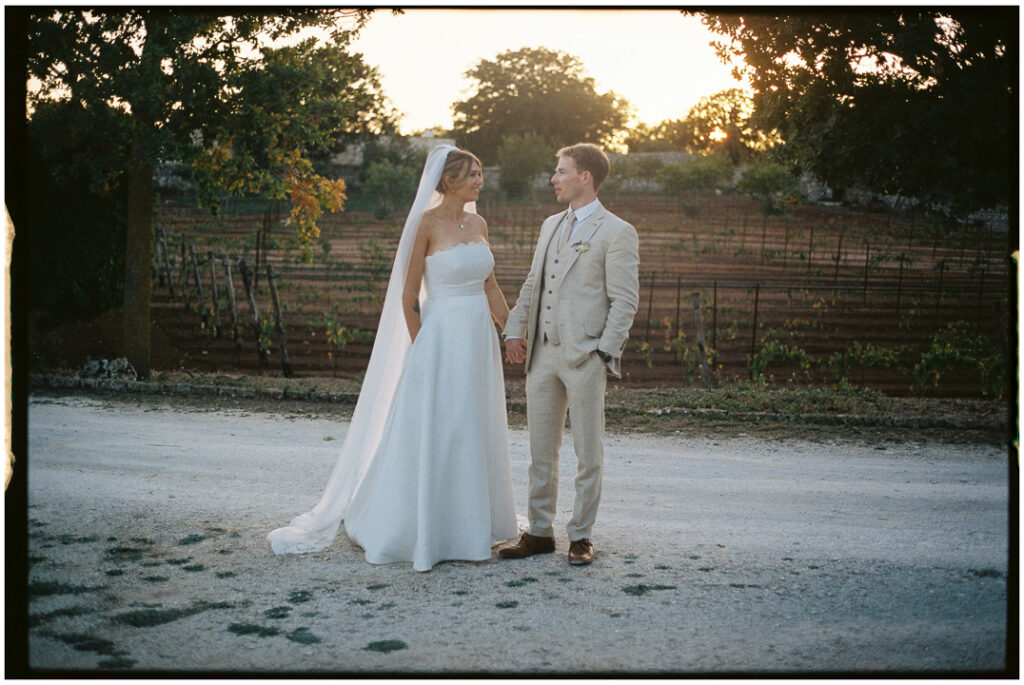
[554,259,559,264]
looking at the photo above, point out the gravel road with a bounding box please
[24,394,1010,675]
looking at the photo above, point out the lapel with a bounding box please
[560,202,606,275]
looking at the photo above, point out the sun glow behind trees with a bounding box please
[348,8,748,140]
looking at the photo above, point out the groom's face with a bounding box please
[551,155,588,205]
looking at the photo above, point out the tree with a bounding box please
[658,152,734,199]
[496,132,551,198]
[697,9,1015,213]
[627,89,774,163]
[25,9,391,376]
[451,47,631,161]
[735,163,800,216]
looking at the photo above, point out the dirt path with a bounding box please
[24,394,1009,675]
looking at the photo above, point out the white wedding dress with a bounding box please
[342,240,518,572]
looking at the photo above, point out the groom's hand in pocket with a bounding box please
[505,338,527,364]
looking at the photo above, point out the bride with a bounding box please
[268,145,519,572]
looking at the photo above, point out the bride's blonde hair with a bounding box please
[436,148,481,194]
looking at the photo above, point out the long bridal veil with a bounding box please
[268,144,467,554]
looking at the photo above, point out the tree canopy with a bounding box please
[24,8,392,375]
[696,9,1015,212]
[627,88,773,163]
[450,47,632,161]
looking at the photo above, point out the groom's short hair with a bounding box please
[557,143,610,191]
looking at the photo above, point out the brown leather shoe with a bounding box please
[498,532,555,559]
[568,538,594,565]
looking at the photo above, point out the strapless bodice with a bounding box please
[423,240,494,299]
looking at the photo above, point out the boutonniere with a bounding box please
[572,241,590,254]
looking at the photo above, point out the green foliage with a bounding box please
[362,160,417,219]
[748,329,811,382]
[451,47,631,160]
[26,101,128,325]
[496,132,551,198]
[657,153,733,197]
[309,309,374,375]
[913,322,1005,398]
[824,341,907,383]
[257,313,276,363]
[25,8,388,336]
[735,163,799,215]
[699,9,1014,213]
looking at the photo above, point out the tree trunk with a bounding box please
[123,134,153,378]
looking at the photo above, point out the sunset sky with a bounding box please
[349,8,748,135]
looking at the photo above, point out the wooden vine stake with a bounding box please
[265,263,293,378]
[238,259,266,372]
[187,242,205,326]
[161,230,176,299]
[222,255,241,354]
[692,291,712,388]
[207,251,221,338]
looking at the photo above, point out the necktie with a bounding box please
[557,209,575,253]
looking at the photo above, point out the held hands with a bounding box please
[505,338,527,364]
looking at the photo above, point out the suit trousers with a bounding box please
[525,337,607,541]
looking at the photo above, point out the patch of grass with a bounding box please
[969,568,1003,578]
[111,601,233,628]
[29,580,104,597]
[130,537,155,545]
[365,639,406,653]
[105,546,147,562]
[351,598,372,606]
[451,590,468,596]
[29,605,96,628]
[495,600,519,609]
[98,656,136,670]
[105,569,125,577]
[622,584,677,596]
[177,534,211,546]
[557,578,572,583]
[264,606,291,619]
[42,631,128,657]
[288,590,312,604]
[29,555,48,564]
[286,628,321,645]
[729,583,762,589]
[655,565,672,570]
[215,571,237,579]
[505,577,539,588]
[182,564,206,573]
[59,534,99,545]
[366,583,389,591]
[141,575,170,583]
[228,623,280,638]
[165,558,191,566]
[140,561,162,568]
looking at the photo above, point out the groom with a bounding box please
[501,143,640,565]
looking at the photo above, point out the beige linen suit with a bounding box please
[504,202,640,541]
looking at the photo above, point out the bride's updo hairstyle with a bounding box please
[436,148,481,194]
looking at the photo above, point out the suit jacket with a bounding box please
[504,201,640,378]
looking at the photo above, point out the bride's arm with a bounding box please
[480,219,510,329]
[402,221,431,342]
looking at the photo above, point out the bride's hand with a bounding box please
[505,338,527,364]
